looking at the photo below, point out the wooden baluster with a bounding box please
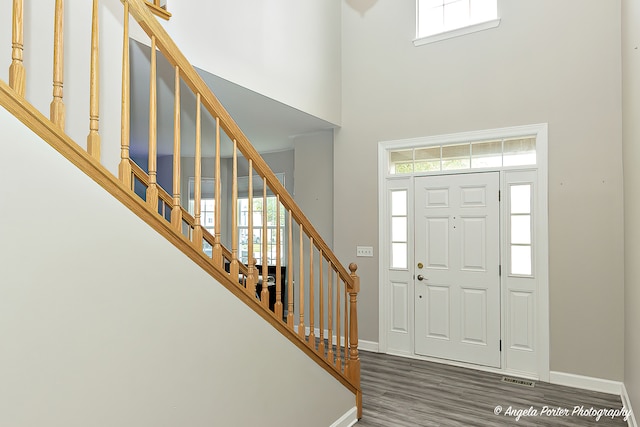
[192,93,203,249]
[170,66,182,231]
[9,0,25,96]
[348,263,362,419]
[213,117,222,266]
[344,275,350,374]
[118,3,132,188]
[336,275,341,370]
[145,36,159,210]
[50,0,65,129]
[298,225,305,340]
[287,211,294,327]
[327,266,334,364]
[230,140,239,280]
[260,178,269,309]
[309,238,315,347]
[87,0,101,160]
[318,253,325,356]
[275,195,283,319]
[246,162,256,296]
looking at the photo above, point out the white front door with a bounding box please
[414,172,501,368]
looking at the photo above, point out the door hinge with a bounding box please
[500,340,502,352]
[498,190,501,202]
[499,265,502,276]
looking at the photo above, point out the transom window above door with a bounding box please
[415,0,500,45]
[388,136,536,175]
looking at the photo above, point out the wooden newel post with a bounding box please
[9,0,26,96]
[347,262,362,419]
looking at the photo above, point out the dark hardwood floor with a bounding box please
[356,351,629,426]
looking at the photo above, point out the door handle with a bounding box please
[417,274,425,281]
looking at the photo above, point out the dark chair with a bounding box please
[255,264,287,313]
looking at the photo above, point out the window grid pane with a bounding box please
[511,215,531,245]
[511,245,532,276]
[510,184,531,214]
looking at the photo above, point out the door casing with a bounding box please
[377,124,549,381]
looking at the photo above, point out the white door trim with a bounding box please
[377,123,549,381]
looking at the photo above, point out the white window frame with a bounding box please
[414,0,501,46]
[237,195,286,266]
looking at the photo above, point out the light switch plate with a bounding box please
[356,246,374,257]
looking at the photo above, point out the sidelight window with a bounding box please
[390,190,409,269]
[509,184,533,276]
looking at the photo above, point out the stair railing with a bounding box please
[4,0,361,417]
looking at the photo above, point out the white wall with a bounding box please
[130,0,342,126]
[0,0,123,175]
[622,0,640,416]
[336,0,624,381]
[0,107,355,427]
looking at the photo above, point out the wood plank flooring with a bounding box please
[356,351,629,426]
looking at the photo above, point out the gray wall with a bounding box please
[622,0,640,415]
[294,130,334,248]
[336,0,624,381]
[0,107,355,426]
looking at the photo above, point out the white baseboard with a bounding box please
[621,383,638,427]
[359,339,379,352]
[330,406,358,427]
[549,371,623,395]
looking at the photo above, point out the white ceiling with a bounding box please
[129,40,336,159]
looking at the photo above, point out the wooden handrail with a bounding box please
[144,0,171,20]
[123,0,355,290]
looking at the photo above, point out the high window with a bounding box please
[416,0,499,45]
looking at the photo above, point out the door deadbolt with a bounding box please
[417,262,424,269]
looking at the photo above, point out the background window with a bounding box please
[238,196,286,266]
[417,0,498,39]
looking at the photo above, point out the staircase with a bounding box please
[0,0,360,425]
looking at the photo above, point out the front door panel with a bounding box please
[414,172,501,368]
